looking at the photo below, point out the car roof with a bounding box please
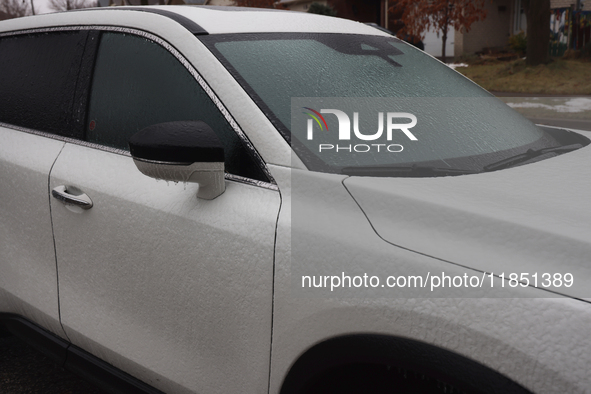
[0,5,388,36]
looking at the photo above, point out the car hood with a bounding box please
[344,140,591,300]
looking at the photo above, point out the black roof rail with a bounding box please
[80,7,208,35]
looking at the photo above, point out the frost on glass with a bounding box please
[214,36,493,132]
[290,97,543,172]
[212,34,556,174]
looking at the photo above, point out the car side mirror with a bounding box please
[129,121,226,200]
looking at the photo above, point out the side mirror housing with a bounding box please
[129,121,225,200]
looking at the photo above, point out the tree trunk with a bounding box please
[524,0,550,66]
[441,2,449,61]
[442,29,447,60]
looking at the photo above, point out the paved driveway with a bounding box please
[0,330,105,394]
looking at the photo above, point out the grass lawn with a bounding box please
[455,58,591,95]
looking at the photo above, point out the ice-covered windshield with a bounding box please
[200,33,587,176]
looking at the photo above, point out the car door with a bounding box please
[0,30,90,339]
[49,29,281,394]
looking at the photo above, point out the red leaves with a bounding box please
[390,0,488,39]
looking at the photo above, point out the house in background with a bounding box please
[278,0,383,25]
[96,0,590,58]
[422,28,455,58]
[553,0,590,10]
[279,0,454,57]
[455,0,590,57]
[550,0,591,54]
[453,0,515,57]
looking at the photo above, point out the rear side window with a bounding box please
[0,31,88,137]
[86,32,268,182]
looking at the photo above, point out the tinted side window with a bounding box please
[87,32,267,182]
[0,31,88,137]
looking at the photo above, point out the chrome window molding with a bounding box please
[0,25,277,189]
[0,121,279,191]
[225,173,278,191]
[0,121,130,157]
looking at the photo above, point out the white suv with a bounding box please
[1,6,590,394]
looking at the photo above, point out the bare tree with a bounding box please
[48,0,98,12]
[0,0,31,19]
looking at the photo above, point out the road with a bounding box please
[493,93,591,131]
[525,117,591,131]
[0,329,105,394]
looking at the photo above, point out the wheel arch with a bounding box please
[279,334,532,394]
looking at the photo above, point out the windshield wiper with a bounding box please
[341,165,478,177]
[483,144,583,172]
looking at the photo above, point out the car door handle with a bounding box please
[51,185,93,210]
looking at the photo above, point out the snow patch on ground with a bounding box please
[447,63,468,70]
[506,98,591,113]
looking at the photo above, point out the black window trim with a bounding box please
[0,25,277,191]
[97,7,209,35]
